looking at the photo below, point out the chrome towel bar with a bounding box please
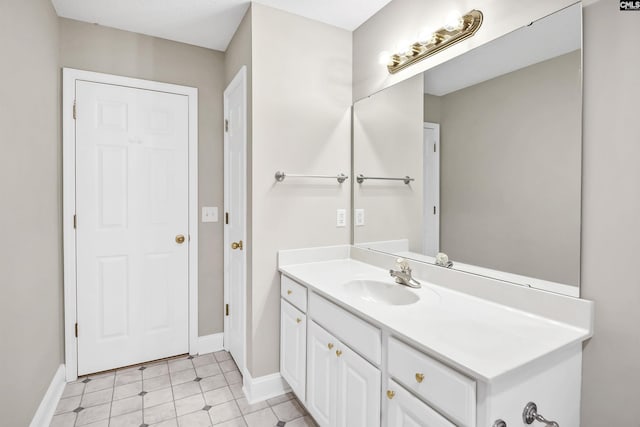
[356,174,414,185]
[274,171,348,184]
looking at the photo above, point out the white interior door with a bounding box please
[423,123,440,256]
[223,67,247,373]
[75,81,189,375]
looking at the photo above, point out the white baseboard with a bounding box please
[242,371,291,404]
[30,364,66,427]
[197,333,224,355]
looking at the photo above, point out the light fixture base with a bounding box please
[387,9,483,75]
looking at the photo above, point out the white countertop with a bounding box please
[279,257,591,382]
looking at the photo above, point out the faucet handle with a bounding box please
[396,258,411,272]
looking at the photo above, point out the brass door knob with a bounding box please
[386,390,395,400]
[336,350,342,357]
[327,343,334,350]
[231,240,243,250]
[296,318,302,324]
[415,373,425,383]
[175,235,185,244]
[287,290,292,295]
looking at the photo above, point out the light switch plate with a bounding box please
[355,209,365,226]
[202,207,218,223]
[336,209,346,227]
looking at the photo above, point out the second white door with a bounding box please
[224,67,247,373]
[75,81,190,375]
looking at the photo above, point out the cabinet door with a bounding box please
[307,321,339,427]
[280,299,306,401]
[336,345,381,427]
[386,379,455,427]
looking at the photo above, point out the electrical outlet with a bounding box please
[202,207,218,223]
[336,209,346,227]
[355,209,365,226]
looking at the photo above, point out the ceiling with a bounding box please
[51,0,393,52]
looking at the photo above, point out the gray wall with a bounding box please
[581,1,640,425]
[0,0,62,425]
[59,18,226,336]
[353,74,424,250]
[250,3,353,376]
[423,94,442,124]
[438,51,581,286]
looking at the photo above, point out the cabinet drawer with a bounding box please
[281,275,308,312]
[310,293,381,365]
[388,337,476,427]
[386,379,455,427]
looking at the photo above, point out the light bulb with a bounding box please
[444,10,463,32]
[396,39,413,57]
[378,51,393,66]
[417,27,435,45]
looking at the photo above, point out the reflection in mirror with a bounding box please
[353,4,582,295]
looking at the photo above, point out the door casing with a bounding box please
[62,68,199,382]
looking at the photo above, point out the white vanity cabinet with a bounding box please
[280,299,306,401]
[386,378,455,427]
[278,263,590,427]
[280,276,308,401]
[387,337,476,426]
[307,320,381,427]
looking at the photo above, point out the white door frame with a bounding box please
[62,68,199,382]
[423,122,440,256]
[223,66,247,377]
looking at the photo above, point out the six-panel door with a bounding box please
[75,81,189,375]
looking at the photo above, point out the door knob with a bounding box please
[231,240,243,250]
[175,235,185,244]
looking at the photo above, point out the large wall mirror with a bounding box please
[352,4,582,295]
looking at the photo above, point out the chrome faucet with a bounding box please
[389,258,421,288]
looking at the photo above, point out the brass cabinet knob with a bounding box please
[336,350,342,357]
[175,234,185,244]
[415,373,425,383]
[386,390,395,400]
[328,343,334,350]
[296,318,302,324]
[231,240,243,250]
[287,290,292,295]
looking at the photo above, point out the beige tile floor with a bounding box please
[50,351,317,427]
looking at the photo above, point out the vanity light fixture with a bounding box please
[383,9,483,74]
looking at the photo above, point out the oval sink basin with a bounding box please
[343,279,420,306]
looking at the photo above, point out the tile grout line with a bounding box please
[140,364,145,427]
[166,359,178,425]
[106,373,114,427]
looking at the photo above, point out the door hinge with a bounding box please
[225,212,229,225]
[224,119,229,132]
[73,100,77,120]
[433,206,436,215]
[225,304,229,316]
[434,143,436,152]
[75,323,78,337]
[73,214,77,229]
